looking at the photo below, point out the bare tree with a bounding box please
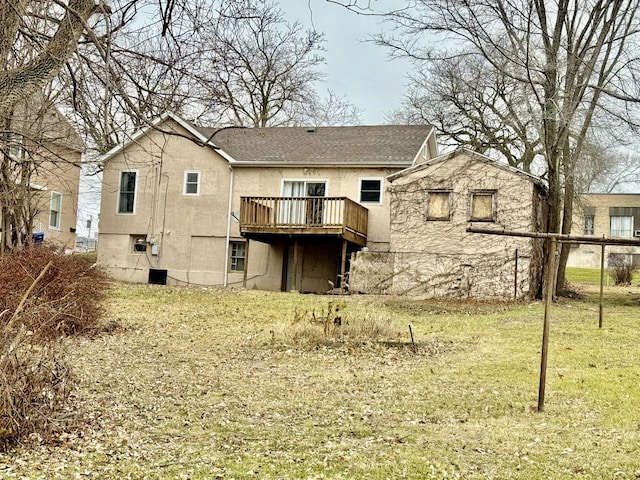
[0,0,198,251]
[390,56,543,173]
[300,89,363,126]
[194,0,325,127]
[354,0,640,293]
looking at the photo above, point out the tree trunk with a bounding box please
[556,172,575,294]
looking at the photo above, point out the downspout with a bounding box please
[223,164,234,287]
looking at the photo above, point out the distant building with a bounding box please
[1,98,82,251]
[568,193,640,268]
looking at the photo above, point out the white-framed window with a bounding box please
[584,215,595,235]
[131,234,147,253]
[610,215,633,238]
[118,170,137,214]
[183,170,200,195]
[469,190,496,222]
[426,190,452,221]
[49,191,62,230]
[8,134,23,160]
[359,178,383,204]
[230,241,246,271]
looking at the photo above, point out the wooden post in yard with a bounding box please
[340,239,348,292]
[242,240,250,288]
[599,244,605,329]
[514,248,519,300]
[538,236,557,413]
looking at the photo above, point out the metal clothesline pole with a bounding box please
[466,227,640,412]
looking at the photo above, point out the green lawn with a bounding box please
[565,266,610,284]
[2,283,640,479]
[565,266,640,286]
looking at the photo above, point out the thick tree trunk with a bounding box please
[556,173,575,294]
[0,0,98,113]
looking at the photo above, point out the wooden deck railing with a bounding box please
[240,196,368,241]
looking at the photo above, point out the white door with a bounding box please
[279,181,325,224]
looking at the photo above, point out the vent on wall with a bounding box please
[635,230,640,237]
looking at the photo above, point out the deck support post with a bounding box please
[242,240,250,288]
[292,239,299,292]
[340,240,348,292]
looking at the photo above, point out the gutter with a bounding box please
[228,161,413,168]
[223,164,234,287]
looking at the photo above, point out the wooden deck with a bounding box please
[239,196,368,246]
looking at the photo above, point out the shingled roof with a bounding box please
[196,124,433,166]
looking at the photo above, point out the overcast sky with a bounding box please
[279,0,414,124]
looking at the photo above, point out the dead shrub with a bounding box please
[277,302,404,349]
[608,254,637,286]
[0,244,110,337]
[0,313,74,451]
[0,245,110,450]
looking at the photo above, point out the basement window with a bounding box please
[230,241,246,271]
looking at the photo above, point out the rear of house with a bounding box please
[97,113,437,291]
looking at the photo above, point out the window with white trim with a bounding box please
[8,134,23,160]
[230,241,246,271]
[49,191,62,229]
[426,190,452,221]
[610,215,633,238]
[184,170,200,195]
[359,178,382,204]
[118,171,137,214]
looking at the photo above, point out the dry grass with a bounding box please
[1,283,640,478]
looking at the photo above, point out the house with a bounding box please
[568,193,640,268]
[349,149,547,298]
[0,99,82,251]
[97,112,438,291]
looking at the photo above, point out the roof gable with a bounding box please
[99,112,232,163]
[388,147,545,186]
[100,112,435,168]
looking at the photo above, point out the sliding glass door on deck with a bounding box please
[278,181,326,225]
